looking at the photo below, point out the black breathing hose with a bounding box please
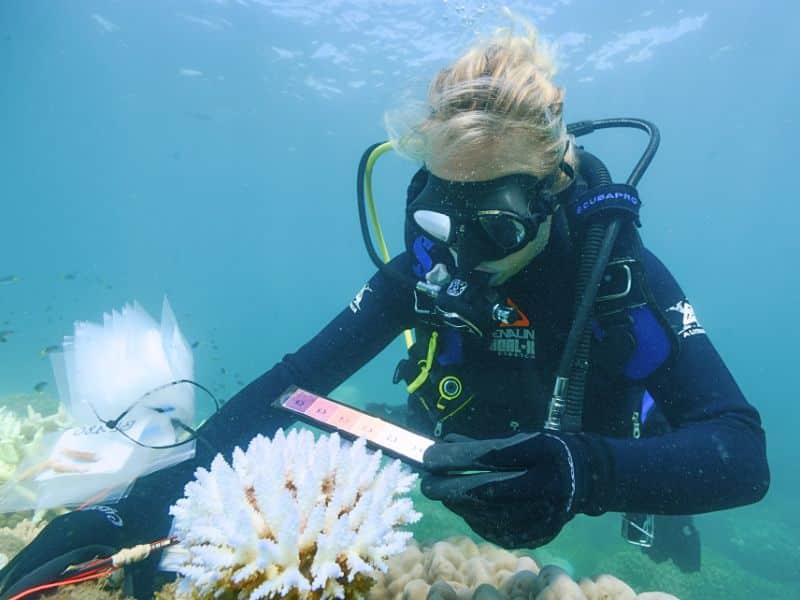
[558,152,612,432]
[550,118,660,432]
[568,118,660,187]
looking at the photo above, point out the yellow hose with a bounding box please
[407,331,438,393]
[363,142,414,349]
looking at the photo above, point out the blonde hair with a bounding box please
[386,12,576,191]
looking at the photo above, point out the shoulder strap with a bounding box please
[593,226,678,380]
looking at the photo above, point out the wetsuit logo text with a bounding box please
[575,191,640,215]
[490,327,535,359]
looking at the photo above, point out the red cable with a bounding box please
[8,566,118,600]
[7,536,176,599]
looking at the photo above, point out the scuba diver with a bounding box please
[0,20,768,599]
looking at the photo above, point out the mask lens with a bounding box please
[413,209,452,242]
[477,213,528,251]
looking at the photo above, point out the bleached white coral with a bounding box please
[168,428,422,599]
[0,404,70,483]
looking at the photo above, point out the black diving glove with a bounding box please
[421,431,604,549]
[0,496,172,600]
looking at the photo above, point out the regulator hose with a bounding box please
[547,118,660,433]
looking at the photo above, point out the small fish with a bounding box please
[220,367,227,375]
[61,272,78,281]
[0,275,20,285]
[191,340,201,349]
[0,329,13,339]
[40,344,60,357]
[33,381,48,394]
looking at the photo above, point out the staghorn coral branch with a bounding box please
[168,428,419,599]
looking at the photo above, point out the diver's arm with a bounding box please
[582,249,770,515]
[201,256,413,454]
[122,255,414,521]
[139,253,415,487]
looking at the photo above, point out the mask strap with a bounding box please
[533,140,573,216]
[558,139,575,181]
[535,139,574,196]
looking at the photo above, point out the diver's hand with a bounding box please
[421,432,596,549]
[0,501,168,600]
[0,506,124,599]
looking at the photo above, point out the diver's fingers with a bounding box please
[422,432,537,472]
[420,470,525,502]
[440,433,475,443]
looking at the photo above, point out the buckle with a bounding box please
[597,258,635,302]
[621,512,655,547]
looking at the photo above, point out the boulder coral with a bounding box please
[368,537,678,600]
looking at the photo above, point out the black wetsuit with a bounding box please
[132,162,769,528]
[121,168,769,527]
[238,247,766,515]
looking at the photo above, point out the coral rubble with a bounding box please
[0,518,47,570]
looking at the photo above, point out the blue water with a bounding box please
[1,1,798,598]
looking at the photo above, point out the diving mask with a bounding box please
[408,171,559,271]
